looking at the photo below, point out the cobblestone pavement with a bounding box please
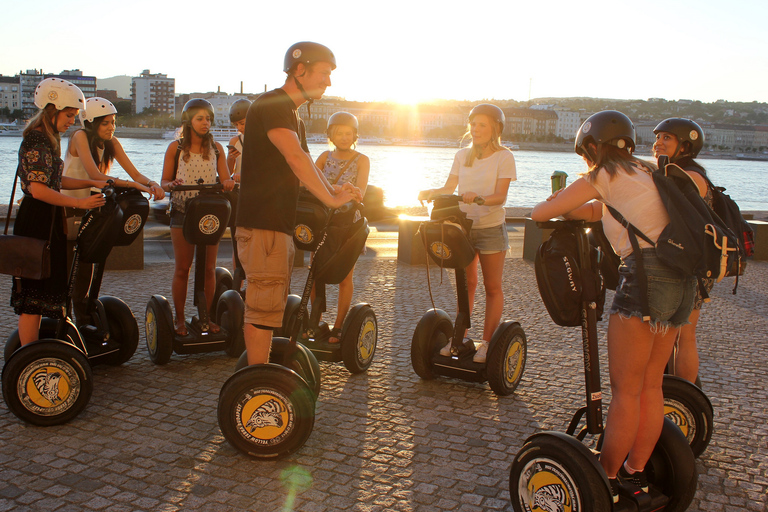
[1,222,767,511]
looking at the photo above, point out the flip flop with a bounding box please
[209,321,221,334]
[328,327,342,344]
[175,322,188,337]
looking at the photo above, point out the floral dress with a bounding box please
[10,131,68,318]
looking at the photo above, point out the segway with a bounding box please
[278,190,376,374]
[2,182,147,426]
[410,195,527,396]
[509,220,697,512]
[219,199,370,459]
[145,181,244,365]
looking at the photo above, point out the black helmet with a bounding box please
[469,103,505,133]
[229,98,252,123]
[575,110,635,156]
[327,111,358,131]
[653,118,704,158]
[181,98,214,124]
[284,41,336,73]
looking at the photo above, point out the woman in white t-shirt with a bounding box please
[418,104,516,363]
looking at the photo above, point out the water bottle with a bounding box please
[551,171,568,194]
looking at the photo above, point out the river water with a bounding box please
[1,135,766,211]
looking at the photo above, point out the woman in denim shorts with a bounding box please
[531,111,696,503]
[418,104,516,363]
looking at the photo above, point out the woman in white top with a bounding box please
[62,97,163,326]
[160,99,235,336]
[418,104,516,363]
[531,111,696,503]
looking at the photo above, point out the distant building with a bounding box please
[0,75,21,113]
[19,69,45,118]
[50,69,96,99]
[96,90,119,103]
[131,70,175,115]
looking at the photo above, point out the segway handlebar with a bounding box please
[169,180,239,193]
[424,194,485,206]
[535,219,588,230]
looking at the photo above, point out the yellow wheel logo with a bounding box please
[358,318,376,362]
[235,389,294,446]
[520,459,579,512]
[146,310,158,353]
[505,337,525,384]
[664,399,693,441]
[17,358,80,416]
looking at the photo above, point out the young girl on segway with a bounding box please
[652,118,713,385]
[62,97,163,326]
[160,99,236,336]
[531,110,697,503]
[418,104,516,363]
[311,111,370,343]
[11,79,106,345]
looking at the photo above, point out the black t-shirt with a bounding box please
[236,88,308,235]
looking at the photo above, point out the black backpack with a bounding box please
[535,223,605,327]
[607,157,742,319]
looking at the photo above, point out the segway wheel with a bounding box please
[411,309,452,380]
[663,375,714,458]
[212,267,233,318]
[275,294,301,338]
[645,417,698,511]
[218,364,316,459]
[2,340,93,426]
[509,432,612,512]
[99,296,139,366]
[4,318,82,362]
[340,304,377,374]
[145,295,174,365]
[217,290,246,357]
[486,321,527,396]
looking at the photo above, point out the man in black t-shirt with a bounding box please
[236,41,361,365]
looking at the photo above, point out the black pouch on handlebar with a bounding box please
[313,202,369,285]
[535,224,605,327]
[421,196,475,269]
[77,198,123,264]
[114,188,150,247]
[182,194,231,246]
[294,189,330,251]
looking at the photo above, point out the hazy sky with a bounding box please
[2,0,767,104]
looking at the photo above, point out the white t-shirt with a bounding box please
[61,146,104,199]
[449,148,516,229]
[589,163,670,258]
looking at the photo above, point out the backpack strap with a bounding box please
[331,152,361,186]
[606,205,651,321]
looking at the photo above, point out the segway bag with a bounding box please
[77,199,123,264]
[182,194,231,246]
[294,189,330,251]
[535,224,605,327]
[421,221,476,269]
[313,203,369,285]
[113,188,150,247]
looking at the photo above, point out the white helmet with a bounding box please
[34,78,86,112]
[82,97,117,124]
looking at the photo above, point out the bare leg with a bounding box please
[669,308,701,383]
[18,313,42,346]
[244,324,272,365]
[463,252,480,338]
[170,227,194,335]
[331,269,355,342]
[478,251,505,342]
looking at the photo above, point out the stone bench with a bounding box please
[748,220,768,261]
[397,216,429,265]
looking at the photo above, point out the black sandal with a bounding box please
[328,327,342,344]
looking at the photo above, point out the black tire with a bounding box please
[340,304,377,374]
[410,309,452,380]
[4,318,82,362]
[275,294,302,338]
[2,340,93,426]
[645,417,698,512]
[99,296,139,366]
[663,375,714,458]
[212,267,233,318]
[234,351,248,372]
[145,295,174,365]
[217,290,245,357]
[218,364,315,459]
[509,432,612,512]
[486,321,527,396]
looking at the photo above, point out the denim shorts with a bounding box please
[469,223,509,254]
[169,209,185,228]
[609,248,696,330]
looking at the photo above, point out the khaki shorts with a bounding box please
[235,227,294,327]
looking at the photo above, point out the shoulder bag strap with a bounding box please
[331,152,361,186]
[4,163,20,235]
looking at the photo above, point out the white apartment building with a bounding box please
[131,70,175,115]
[0,76,21,112]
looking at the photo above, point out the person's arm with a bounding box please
[30,180,106,209]
[226,135,240,175]
[530,177,601,221]
[111,137,162,199]
[461,177,511,206]
[418,174,459,201]
[268,127,357,208]
[354,154,370,197]
[215,141,236,191]
[160,141,184,192]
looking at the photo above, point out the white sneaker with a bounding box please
[473,340,489,363]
